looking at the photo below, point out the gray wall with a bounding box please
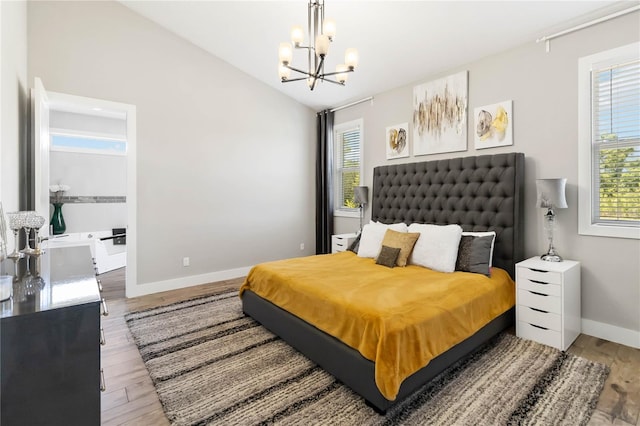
[335,12,640,340]
[0,1,28,215]
[27,1,316,290]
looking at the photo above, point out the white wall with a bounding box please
[0,1,27,215]
[335,12,640,347]
[27,1,316,295]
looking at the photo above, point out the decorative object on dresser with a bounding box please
[126,291,608,425]
[516,256,581,351]
[331,233,358,253]
[277,0,358,90]
[0,246,105,425]
[353,185,368,232]
[536,178,568,262]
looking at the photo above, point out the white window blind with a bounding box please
[591,59,640,225]
[334,120,362,214]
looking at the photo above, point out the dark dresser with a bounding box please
[0,246,105,426]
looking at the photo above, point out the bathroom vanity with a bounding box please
[0,246,104,425]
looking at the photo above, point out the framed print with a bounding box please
[474,100,513,149]
[385,123,409,159]
[413,71,468,156]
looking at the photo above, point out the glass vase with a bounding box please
[51,203,66,235]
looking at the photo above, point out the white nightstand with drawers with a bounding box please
[515,257,581,351]
[331,233,358,253]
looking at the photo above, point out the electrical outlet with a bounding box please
[183,257,190,267]
[300,243,305,251]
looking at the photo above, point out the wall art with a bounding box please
[385,123,409,159]
[412,71,468,156]
[474,100,513,149]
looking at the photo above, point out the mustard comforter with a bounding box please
[239,251,515,400]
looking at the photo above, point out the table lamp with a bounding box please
[536,178,568,262]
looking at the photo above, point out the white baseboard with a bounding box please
[125,266,251,298]
[581,318,640,349]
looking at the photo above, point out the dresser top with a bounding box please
[0,246,101,319]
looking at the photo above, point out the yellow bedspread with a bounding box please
[239,251,515,400]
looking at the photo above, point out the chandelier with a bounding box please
[278,0,358,91]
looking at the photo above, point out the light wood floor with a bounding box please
[99,270,640,425]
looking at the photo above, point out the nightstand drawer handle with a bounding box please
[97,279,103,292]
[529,268,550,273]
[528,290,548,297]
[529,307,549,314]
[530,323,549,331]
[530,279,549,285]
[100,327,106,346]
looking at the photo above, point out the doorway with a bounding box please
[32,78,137,296]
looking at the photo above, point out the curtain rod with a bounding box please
[330,96,374,112]
[536,5,640,52]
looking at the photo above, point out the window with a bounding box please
[578,42,640,239]
[334,119,363,217]
[50,129,127,156]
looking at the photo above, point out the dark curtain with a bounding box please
[316,110,334,254]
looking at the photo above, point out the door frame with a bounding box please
[43,89,137,292]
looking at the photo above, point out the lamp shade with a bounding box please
[536,178,568,209]
[354,186,369,205]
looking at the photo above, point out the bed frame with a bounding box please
[242,152,524,413]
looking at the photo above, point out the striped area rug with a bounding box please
[125,291,609,426]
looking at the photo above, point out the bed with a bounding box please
[241,152,524,413]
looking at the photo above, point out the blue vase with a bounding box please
[51,203,66,235]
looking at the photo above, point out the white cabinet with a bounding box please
[331,233,358,253]
[515,257,581,351]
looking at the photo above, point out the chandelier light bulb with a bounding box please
[323,18,336,41]
[336,64,348,83]
[291,25,304,47]
[307,77,316,89]
[279,64,291,81]
[345,48,359,70]
[315,34,330,57]
[278,42,293,65]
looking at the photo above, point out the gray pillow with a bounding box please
[455,235,493,276]
[375,245,401,268]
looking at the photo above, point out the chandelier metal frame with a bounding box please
[278,0,358,91]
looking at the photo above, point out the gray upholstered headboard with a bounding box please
[371,153,524,278]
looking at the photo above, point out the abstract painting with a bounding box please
[412,71,468,156]
[385,123,409,159]
[474,100,513,149]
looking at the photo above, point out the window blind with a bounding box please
[591,59,640,225]
[337,126,361,210]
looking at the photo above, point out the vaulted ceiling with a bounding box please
[120,1,625,111]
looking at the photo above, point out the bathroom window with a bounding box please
[50,130,127,156]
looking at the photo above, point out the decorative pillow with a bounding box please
[347,233,361,253]
[380,229,420,267]
[407,223,463,273]
[375,245,401,268]
[357,222,409,258]
[455,235,493,276]
[461,231,496,266]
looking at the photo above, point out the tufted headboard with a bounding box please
[371,153,524,278]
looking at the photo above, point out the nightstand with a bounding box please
[515,257,581,351]
[331,233,358,253]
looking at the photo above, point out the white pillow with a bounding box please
[408,224,463,272]
[462,231,497,266]
[357,222,408,258]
